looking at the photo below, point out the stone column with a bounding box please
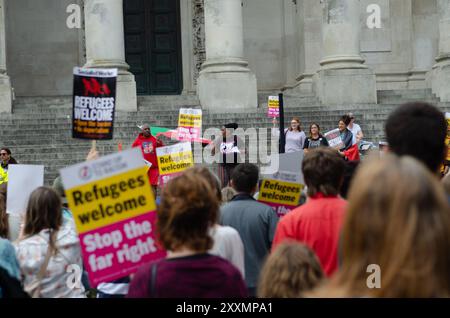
[313,0,377,104]
[0,0,12,113]
[432,0,450,101]
[409,0,438,89]
[197,0,257,110]
[84,0,136,111]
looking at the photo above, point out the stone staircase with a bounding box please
[1,89,450,185]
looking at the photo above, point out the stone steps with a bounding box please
[3,89,450,185]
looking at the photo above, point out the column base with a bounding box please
[319,55,367,70]
[286,73,315,95]
[313,68,377,104]
[116,72,137,112]
[0,74,12,113]
[408,69,428,89]
[432,58,450,102]
[197,70,257,110]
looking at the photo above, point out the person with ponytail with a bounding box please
[15,187,85,298]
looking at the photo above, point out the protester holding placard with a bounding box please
[337,115,354,152]
[15,187,86,298]
[303,123,329,154]
[272,117,306,153]
[128,173,247,298]
[272,148,347,276]
[211,123,244,188]
[132,124,164,194]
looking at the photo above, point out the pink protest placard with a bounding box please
[267,96,280,118]
[178,108,202,141]
[79,212,166,286]
[60,148,166,287]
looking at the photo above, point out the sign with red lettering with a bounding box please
[73,67,117,140]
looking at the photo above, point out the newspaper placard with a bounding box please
[267,96,280,118]
[258,171,304,218]
[177,108,202,142]
[324,128,344,149]
[72,67,117,140]
[6,165,44,215]
[156,142,194,186]
[60,148,165,286]
[446,113,450,163]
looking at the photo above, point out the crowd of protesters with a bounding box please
[2,101,450,298]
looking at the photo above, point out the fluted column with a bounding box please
[84,0,137,111]
[197,0,257,110]
[432,0,450,101]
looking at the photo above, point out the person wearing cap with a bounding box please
[211,123,244,188]
[347,113,363,145]
[132,124,164,195]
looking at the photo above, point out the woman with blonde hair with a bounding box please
[258,242,324,298]
[315,154,450,297]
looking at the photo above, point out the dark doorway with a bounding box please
[124,0,183,95]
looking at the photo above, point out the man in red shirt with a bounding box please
[272,148,346,276]
[132,124,164,195]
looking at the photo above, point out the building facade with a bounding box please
[1,0,450,112]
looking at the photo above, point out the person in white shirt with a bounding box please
[209,225,245,278]
[347,113,364,145]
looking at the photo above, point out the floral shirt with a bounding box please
[15,221,86,298]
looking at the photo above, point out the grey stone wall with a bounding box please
[5,0,84,96]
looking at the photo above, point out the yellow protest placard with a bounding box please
[65,167,156,234]
[158,151,194,175]
[258,179,303,207]
[267,96,280,118]
[156,142,194,186]
[178,114,202,128]
[60,148,165,286]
